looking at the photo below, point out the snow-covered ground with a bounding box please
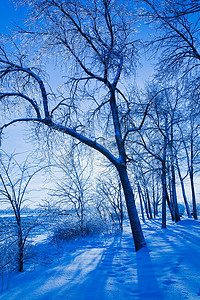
[0,217,200,300]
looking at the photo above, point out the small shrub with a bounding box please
[52,222,81,243]
[51,213,109,243]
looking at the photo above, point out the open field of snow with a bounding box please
[0,217,200,300]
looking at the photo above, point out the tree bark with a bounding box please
[161,159,167,228]
[162,117,168,228]
[190,138,198,219]
[146,187,153,219]
[117,165,146,251]
[166,188,175,221]
[17,226,24,272]
[171,162,180,222]
[152,173,156,218]
[176,157,191,217]
[189,168,198,219]
[141,186,150,219]
[137,183,145,222]
[170,127,180,222]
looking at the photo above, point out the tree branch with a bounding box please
[0,60,50,119]
[0,93,41,119]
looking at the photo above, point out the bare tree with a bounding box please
[95,169,124,230]
[0,152,44,272]
[175,154,192,218]
[48,145,94,236]
[140,0,200,82]
[128,85,185,227]
[0,0,148,250]
[177,111,200,220]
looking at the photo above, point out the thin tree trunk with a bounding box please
[189,168,198,219]
[118,182,124,230]
[190,136,198,219]
[176,157,191,217]
[146,187,153,219]
[152,173,156,218]
[141,185,150,219]
[155,180,160,216]
[171,163,180,222]
[162,117,168,228]
[166,188,175,221]
[17,226,24,272]
[162,115,177,227]
[170,127,180,222]
[137,183,145,222]
[162,159,167,229]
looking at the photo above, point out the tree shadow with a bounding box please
[136,247,164,300]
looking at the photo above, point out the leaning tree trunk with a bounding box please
[117,165,146,251]
[109,87,146,251]
[176,157,191,217]
[162,167,175,225]
[141,186,150,219]
[137,183,145,222]
[166,188,175,221]
[145,187,153,219]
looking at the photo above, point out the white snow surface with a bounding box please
[1,217,200,300]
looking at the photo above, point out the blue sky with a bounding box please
[0,1,32,155]
[0,0,27,34]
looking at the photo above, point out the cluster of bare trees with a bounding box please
[0,148,126,274]
[132,0,200,226]
[127,84,200,228]
[44,145,123,239]
[0,0,200,256]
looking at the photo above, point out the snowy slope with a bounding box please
[0,217,200,300]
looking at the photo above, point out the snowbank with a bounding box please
[0,217,200,300]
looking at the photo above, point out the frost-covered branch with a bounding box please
[0,60,49,120]
[0,93,41,118]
